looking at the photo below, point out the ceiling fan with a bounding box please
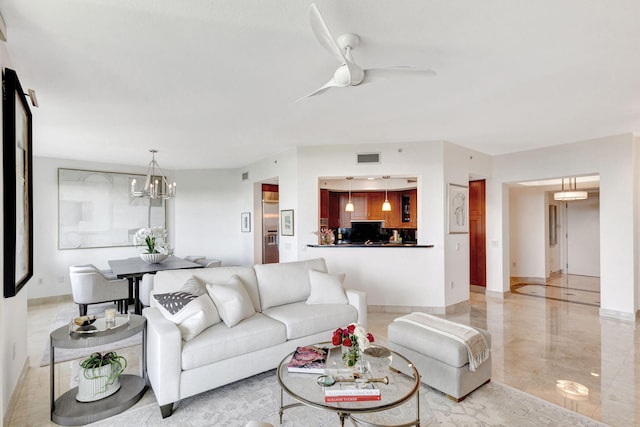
[299,3,436,100]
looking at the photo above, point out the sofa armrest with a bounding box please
[143,307,183,406]
[346,289,367,328]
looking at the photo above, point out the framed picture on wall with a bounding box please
[448,183,468,234]
[3,68,34,298]
[241,212,251,232]
[281,209,294,236]
[58,168,166,249]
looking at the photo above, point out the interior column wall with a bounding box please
[509,186,547,281]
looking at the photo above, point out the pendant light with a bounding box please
[381,176,391,211]
[554,177,587,201]
[345,177,354,212]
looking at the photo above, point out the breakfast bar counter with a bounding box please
[306,243,434,248]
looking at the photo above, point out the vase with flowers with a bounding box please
[314,228,335,245]
[332,323,374,372]
[134,226,173,264]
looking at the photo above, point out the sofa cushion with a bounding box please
[206,275,256,328]
[152,266,261,312]
[306,270,347,305]
[181,313,286,370]
[153,277,221,341]
[254,258,327,310]
[262,301,358,340]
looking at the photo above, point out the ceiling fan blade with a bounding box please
[309,3,347,65]
[364,66,437,82]
[296,78,342,102]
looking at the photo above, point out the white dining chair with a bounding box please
[69,263,118,280]
[139,273,155,308]
[69,267,130,316]
[196,258,222,268]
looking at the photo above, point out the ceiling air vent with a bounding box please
[357,152,380,164]
[241,172,249,181]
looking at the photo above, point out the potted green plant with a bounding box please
[76,351,127,402]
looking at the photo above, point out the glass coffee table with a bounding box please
[277,343,420,426]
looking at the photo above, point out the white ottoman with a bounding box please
[388,314,492,401]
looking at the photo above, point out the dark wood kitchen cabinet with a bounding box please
[328,191,341,229]
[349,192,386,221]
[384,192,402,228]
[401,189,417,228]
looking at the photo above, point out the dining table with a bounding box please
[108,256,203,314]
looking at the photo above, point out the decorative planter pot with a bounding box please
[76,363,121,402]
[140,253,168,264]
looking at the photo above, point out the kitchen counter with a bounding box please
[307,243,434,248]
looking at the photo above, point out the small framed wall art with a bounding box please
[281,209,294,236]
[448,183,469,234]
[241,212,251,232]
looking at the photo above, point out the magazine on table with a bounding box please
[287,346,329,374]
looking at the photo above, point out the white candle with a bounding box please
[105,308,116,322]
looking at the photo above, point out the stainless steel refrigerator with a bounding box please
[262,191,279,264]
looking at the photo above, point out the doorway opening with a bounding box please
[508,175,600,305]
[261,183,279,264]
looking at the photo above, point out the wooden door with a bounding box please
[469,180,486,287]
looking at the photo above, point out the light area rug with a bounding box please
[40,302,142,367]
[88,370,605,427]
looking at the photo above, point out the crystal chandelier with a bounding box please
[130,149,176,200]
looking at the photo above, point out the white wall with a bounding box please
[443,142,492,306]
[293,141,492,310]
[509,186,547,280]
[488,134,638,319]
[29,157,160,299]
[567,194,600,277]
[173,168,253,266]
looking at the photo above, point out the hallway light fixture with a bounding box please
[345,177,354,212]
[381,176,391,211]
[130,149,176,200]
[554,177,587,201]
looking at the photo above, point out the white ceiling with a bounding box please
[2,0,640,170]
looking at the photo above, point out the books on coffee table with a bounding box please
[324,381,381,402]
[287,346,328,374]
[322,370,381,402]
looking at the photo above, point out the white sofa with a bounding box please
[143,258,366,418]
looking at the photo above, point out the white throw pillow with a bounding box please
[206,275,256,328]
[153,276,221,341]
[306,269,348,305]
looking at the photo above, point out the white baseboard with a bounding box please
[368,300,470,315]
[3,357,29,426]
[599,308,638,323]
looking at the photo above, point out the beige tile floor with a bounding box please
[8,275,640,426]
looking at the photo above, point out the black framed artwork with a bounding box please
[3,68,33,297]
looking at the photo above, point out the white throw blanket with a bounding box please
[395,312,489,371]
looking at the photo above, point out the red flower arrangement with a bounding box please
[332,323,374,349]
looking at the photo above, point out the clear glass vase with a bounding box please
[342,344,359,367]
